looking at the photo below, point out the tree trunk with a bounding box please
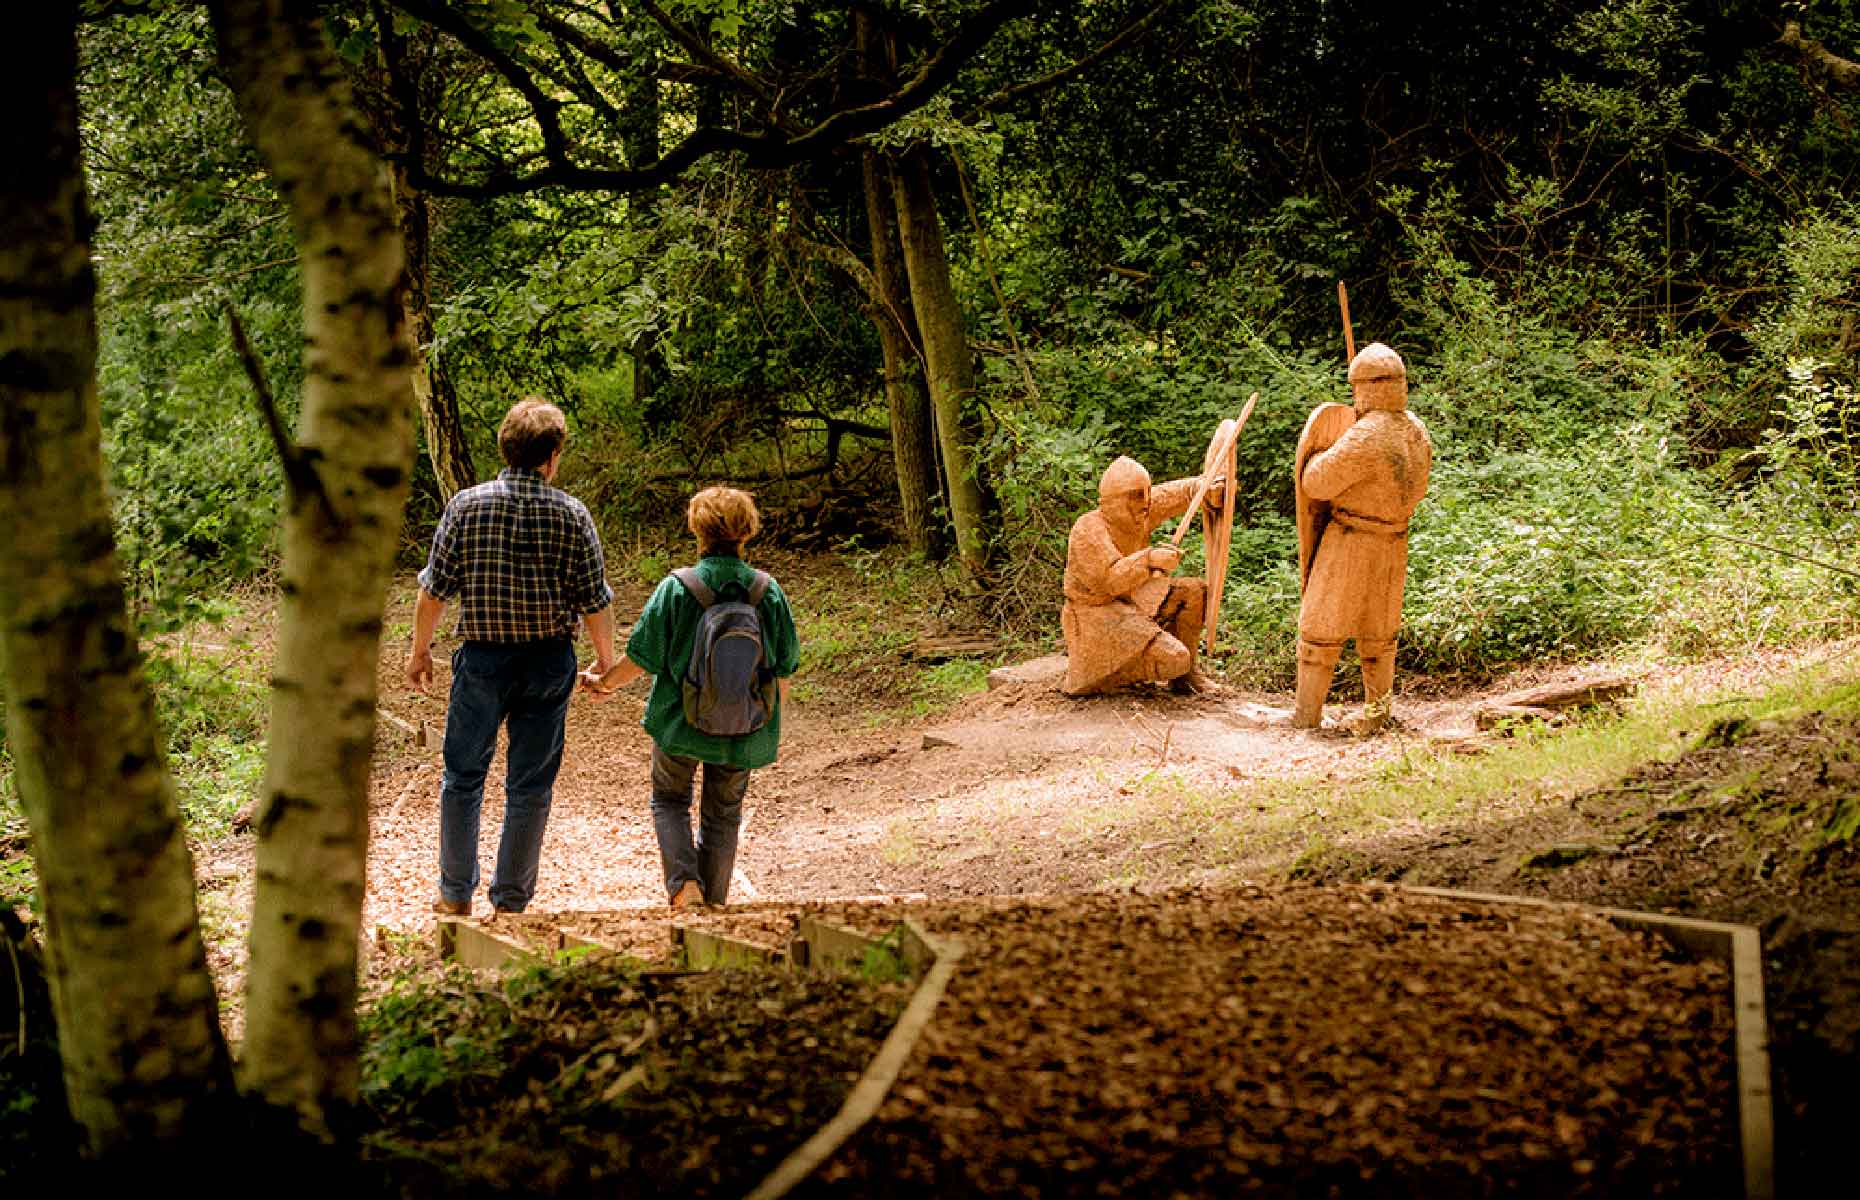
[855,12,942,559]
[892,144,993,575]
[0,6,235,1156]
[211,0,416,1135]
[864,148,943,558]
[377,15,474,500]
[622,63,662,412]
[391,163,475,499]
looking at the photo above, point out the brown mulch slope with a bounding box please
[509,885,1736,1199]
[1290,710,1860,1196]
[360,958,909,1198]
[797,885,1736,1199]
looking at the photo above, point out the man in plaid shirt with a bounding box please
[405,397,615,916]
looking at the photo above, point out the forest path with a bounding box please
[354,657,1507,938]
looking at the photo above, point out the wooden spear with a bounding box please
[1338,280,1356,363]
[1170,391,1259,550]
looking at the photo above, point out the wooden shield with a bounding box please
[1199,419,1238,654]
[1295,403,1356,592]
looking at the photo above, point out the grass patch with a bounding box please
[1184,648,1860,880]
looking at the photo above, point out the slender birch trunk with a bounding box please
[0,6,235,1155]
[892,143,994,575]
[210,0,415,1133]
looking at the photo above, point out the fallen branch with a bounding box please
[1697,531,1860,580]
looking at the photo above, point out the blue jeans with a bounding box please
[438,639,577,912]
[650,744,749,904]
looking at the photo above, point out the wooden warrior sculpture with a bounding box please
[1061,454,1226,697]
[1293,342,1432,731]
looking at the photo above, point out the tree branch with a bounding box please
[224,303,340,529]
[1780,19,1860,91]
[389,0,573,164]
[635,0,783,115]
[394,0,1028,198]
[963,0,1178,120]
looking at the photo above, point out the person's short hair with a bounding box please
[687,486,761,554]
[498,397,567,469]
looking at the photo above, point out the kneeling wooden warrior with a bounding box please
[1294,343,1432,731]
[1061,456,1219,696]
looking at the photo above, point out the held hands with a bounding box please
[578,661,619,701]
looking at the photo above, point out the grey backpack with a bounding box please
[672,567,777,736]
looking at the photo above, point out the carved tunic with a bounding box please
[1297,411,1432,645]
[1062,477,1197,693]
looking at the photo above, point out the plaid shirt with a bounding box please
[418,467,613,642]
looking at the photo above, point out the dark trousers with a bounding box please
[650,745,749,904]
[438,638,576,911]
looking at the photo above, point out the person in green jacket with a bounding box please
[583,487,799,907]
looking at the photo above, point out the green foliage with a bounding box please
[82,5,296,612]
[856,927,914,985]
[359,962,510,1124]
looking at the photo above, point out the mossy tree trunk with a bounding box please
[621,58,663,412]
[856,12,943,559]
[376,13,475,500]
[892,142,994,575]
[211,0,416,1136]
[0,5,236,1157]
[864,149,944,559]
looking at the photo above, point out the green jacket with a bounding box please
[625,553,800,768]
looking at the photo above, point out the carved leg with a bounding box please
[1139,631,1193,684]
[1159,580,1209,692]
[1293,639,1342,728]
[1358,638,1397,733]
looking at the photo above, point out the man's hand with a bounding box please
[1147,544,1182,573]
[405,647,435,693]
[578,666,613,702]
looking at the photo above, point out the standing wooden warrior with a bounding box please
[1061,456,1219,696]
[1293,343,1432,730]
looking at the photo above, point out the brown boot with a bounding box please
[670,880,705,909]
[1293,639,1342,728]
[431,897,470,917]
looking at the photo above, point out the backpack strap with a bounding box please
[671,567,716,609]
[744,570,771,606]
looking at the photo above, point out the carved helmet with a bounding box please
[1098,455,1152,503]
[1348,342,1407,412]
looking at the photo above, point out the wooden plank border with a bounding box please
[1403,886,1773,1200]
[795,916,896,972]
[743,918,962,1200]
[677,924,786,969]
[433,916,543,970]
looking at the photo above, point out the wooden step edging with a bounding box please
[434,916,539,969]
[1403,886,1773,1200]
[743,917,964,1200]
[676,924,786,969]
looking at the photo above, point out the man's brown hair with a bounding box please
[499,397,567,469]
[687,486,761,554]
